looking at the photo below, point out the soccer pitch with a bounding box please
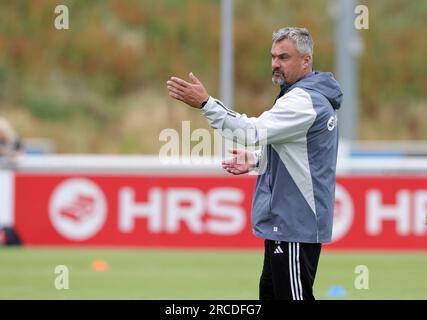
[0,247,425,300]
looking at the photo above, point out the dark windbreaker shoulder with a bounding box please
[296,71,343,110]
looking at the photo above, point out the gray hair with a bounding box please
[272,27,314,58]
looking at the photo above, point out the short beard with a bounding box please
[272,76,285,86]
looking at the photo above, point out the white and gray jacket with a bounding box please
[201,71,343,243]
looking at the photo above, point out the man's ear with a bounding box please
[303,55,311,69]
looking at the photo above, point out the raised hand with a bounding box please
[167,72,210,109]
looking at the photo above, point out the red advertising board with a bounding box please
[12,174,427,250]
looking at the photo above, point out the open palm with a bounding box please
[222,149,256,175]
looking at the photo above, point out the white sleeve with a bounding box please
[200,87,317,146]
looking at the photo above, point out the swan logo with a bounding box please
[332,184,354,242]
[327,115,338,131]
[49,178,107,241]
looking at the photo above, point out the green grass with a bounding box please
[0,247,426,300]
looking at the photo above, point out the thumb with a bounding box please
[189,72,200,84]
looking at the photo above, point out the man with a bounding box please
[0,117,24,159]
[167,27,342,300]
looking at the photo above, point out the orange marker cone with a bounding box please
[92,259,108,272]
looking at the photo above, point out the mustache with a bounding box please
[272,68,284,75]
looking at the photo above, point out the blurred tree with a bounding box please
[0,0,425,153]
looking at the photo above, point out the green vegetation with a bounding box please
[0,247,426,299]
[0,0,426,153]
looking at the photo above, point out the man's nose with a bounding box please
[272,58,280,69]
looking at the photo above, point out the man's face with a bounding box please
[271,39,310,86]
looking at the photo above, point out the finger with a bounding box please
[167,85,185,95]
[189,72,201,84]
[167,87,181,96]
[222,159,233,165]
[228,149,244,155]
[170,77,190,88]
[222,157,238,165]
[223,165,235,172]
[168,91,185,102]
[222,163,233,170]
[226,168,235,175]
[167,80,188,94]
[167,80,187,92]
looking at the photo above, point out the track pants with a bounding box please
[259,240,322,300]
